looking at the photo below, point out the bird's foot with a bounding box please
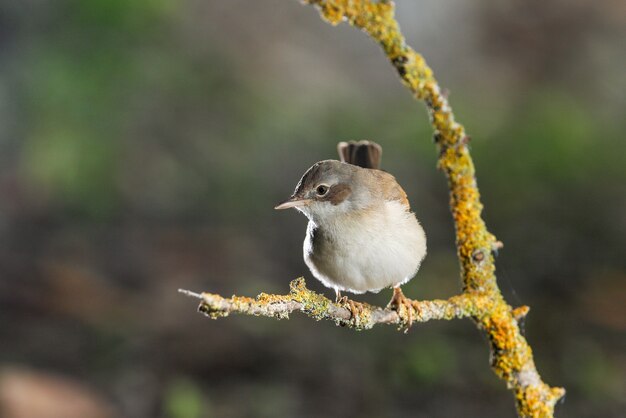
[336,294,366,323]
[388,287,416,330]
[347,299,365,321]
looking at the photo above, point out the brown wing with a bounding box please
[368,169,410,208]
[337,140,382,170]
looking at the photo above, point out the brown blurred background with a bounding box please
[0,0,625,417]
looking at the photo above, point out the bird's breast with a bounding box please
[303,200,427,293]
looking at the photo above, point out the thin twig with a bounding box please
[181,278,481,330]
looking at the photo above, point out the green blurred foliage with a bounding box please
[561,338,625,402]
[402,337,458,385]
[164,377,206,418]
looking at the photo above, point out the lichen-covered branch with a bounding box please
[180,277,482,330]
[182,1,565,416]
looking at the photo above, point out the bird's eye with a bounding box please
[316,185,329,196]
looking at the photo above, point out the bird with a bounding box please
[275,140,427,321]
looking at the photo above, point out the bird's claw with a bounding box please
[347,299,365,320]
[336,296,365,323]
[388,287,416,330]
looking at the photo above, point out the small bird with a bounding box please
[275,141,426,318]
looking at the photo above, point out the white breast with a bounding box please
[303,201,427,294]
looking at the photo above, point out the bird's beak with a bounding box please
[274,197,312,210]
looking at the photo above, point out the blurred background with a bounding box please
[1,0,625,417]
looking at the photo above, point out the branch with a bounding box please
[183,1,565,416]
[180,278,482,330]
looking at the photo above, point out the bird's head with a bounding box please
[275,160,371,223]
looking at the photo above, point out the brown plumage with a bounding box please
[338,140,408,207]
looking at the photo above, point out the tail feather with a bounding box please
[337,140,382,170]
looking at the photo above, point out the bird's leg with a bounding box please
[335,289,345,304]
[388,286,416,328]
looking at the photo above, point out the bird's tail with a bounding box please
[337,140,382,170]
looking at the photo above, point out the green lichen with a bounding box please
[288,278,374,330]
[288,278,333,321]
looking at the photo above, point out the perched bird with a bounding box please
[275,141,426,317]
